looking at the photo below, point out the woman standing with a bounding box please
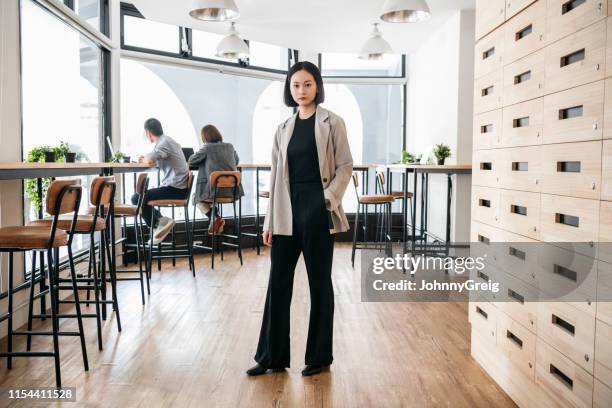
[247,61,353,377]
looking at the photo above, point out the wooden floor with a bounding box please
[0,243,516,407]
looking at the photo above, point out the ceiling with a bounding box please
[130,0,475,53]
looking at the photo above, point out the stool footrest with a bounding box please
[0,351,55,357]
[32,313,98,319]
[13,330,81,336]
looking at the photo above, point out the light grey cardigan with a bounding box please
[188,142,245,204]
[263,105,353,236]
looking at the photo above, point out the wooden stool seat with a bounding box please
[0,226,68,249]
[391,191,413,199]
[203,197,236,204]
[358,194,395,204]
[258,191,270,198]
[148,198,189,206]
[87,204,138,216]
[29,215,106,232]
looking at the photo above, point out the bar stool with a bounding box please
[88,173,150,304]
[351,172,394,267]
[29,176,119,351]
[375,170,414,242]
[208,171,243,269]
[147,173,195,276]
[0,179,87,388]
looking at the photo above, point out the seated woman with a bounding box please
[189,124,244,234]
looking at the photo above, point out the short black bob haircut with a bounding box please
[284,61,325,107]
[144,118,164,136]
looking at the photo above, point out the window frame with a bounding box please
[63,0,110,37]
[120,2,294,76]
[318,53,406,79]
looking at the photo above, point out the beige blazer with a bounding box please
[263,105,353,236]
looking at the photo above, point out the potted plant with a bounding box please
[400,150,422,164]
[58,141,76,162]
[44,149,56,162]
[109,151,125,163]
[433,144,451,165]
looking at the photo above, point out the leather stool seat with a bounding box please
[0,226,68,249]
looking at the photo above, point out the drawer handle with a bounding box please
[481,124,494,133]
[477,270,490,281]
[515,24,533,41]
[482,86,494,96]
[480,162,492,171]
[552,314,576,335]
[559,105,583,120]
[508,288,525,304]
[483,47,495,60]
[509,246,526,260]
[555,213,579,228]
[514,70,531,85]
[511,205,527,216]
[479,199,491,208]
[513,117,530,128]
[512,161,528,171]
[560,49,585,68]
[550,364,574,390]
[557,161,581,173]
[562,0,586,15]
[506,330,523,348]
[553,264,578,282]
[478,234,490,244]
[476,306,488,319]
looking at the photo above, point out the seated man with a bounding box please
[133,118,190,244]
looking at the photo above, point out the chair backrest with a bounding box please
[89,176,115,206]
[187,172,194,190]
[210,171,241,188]
[46,179,82,216]
[376,171,386,195]
[352,172,361,200]
[136,173,149,195]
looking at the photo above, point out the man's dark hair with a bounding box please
[284,61,325,107]
[144,118,164,136]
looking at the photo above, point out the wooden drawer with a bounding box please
[536,338,594,408]
[469,301,499,343]
[472,186,501,226]
[470,260,503,303]
[475,69,504,114]
[540,140,603,199]
[476,0,506,40]
[546,0,607,44]
[595,318,612,387]
[544,20,606,95]
[475,29,505,79]
[474,109,503,150]
[499,146,541,192]
[472,149,500,187]
[602,139,612,199]
[506,0,538,20]
[503,49,545,106]
[594,378,612,408]
[538,302,596,373]
[605,78,612,140]
[498,271,539,332]
[499,189,541,239]
[502,98,543,147]
[496,311,536,379]
[597,260,612,324]
[497,229,540,287]
[536,243,598,316]
[504,0,546,63]
[542,80,604,144]
[540,194,599,257]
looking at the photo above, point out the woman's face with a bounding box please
[290,69,317,107]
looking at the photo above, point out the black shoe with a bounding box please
[246,363,268,376]
[301,364,329,376]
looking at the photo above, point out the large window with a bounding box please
[64,0,109,35]
[21,0,107,237]
[123,14,182,54]
[320,53,405,78]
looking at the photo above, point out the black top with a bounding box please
[287,113,321,185]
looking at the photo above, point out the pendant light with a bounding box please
[359,23,393,60]
[189,0,240,22]
[380,0,431,23]
[215,22,250,59]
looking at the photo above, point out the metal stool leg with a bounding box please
[7,252,14,369]
[46,249,62,388]
[134,215,145,304]
[351,204,360,267]
[26,253,36,351]
[67,245,89,371]
[184,205,196,276]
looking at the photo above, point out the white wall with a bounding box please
[406,9,475,242]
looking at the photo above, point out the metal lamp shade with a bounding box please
[189,0,240,21]
[359,25,393,60]
[380,0,431,23]
[215,23,249,59]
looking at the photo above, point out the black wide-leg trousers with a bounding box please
[254,181,335,368]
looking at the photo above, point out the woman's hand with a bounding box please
[262,230,273,247]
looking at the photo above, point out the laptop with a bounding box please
[182,147,194,161]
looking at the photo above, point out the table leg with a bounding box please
[255,167,260,255]
[446,174,453,245]
[411,169,418,255]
